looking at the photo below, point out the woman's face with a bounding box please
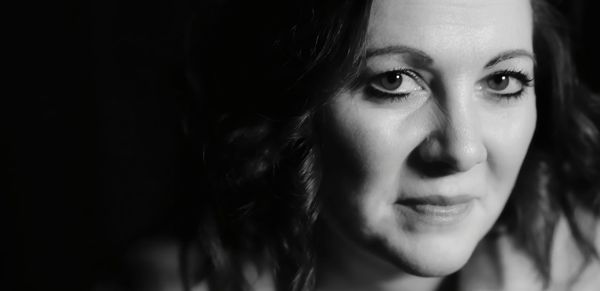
[318,0,536,276]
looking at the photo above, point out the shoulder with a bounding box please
[117,237,275,291]
[550,211,600,291]
[121,237,188,291]
[460,212,600,291]
[189,258,276,291]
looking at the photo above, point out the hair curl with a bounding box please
[499,0,600,283]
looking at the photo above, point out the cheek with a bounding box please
[485,99,537,195]
[319,97,419,198]
[318,97,407,233]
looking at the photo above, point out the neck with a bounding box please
[314,223,446,291]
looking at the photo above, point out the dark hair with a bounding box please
[184,0,600,290]
[500,0,600,282]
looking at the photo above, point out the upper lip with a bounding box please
[396,194,476,206]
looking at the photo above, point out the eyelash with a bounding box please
[486,69,534,100]
[365,69,426,101]
[364,69,534,101]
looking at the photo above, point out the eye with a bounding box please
[487,75,510,91]
[483,70,533,98]
[368,70,425,98]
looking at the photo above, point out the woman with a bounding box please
[173,0,600,290]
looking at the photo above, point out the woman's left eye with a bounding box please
[367,70,425,99]
[483,71,533,98]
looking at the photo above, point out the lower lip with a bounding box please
[395,200,474,226]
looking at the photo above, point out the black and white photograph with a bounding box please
[15,0,600,290]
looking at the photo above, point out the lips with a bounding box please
[396,194,475,206]
[395,194,476,226]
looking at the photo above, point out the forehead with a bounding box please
[367,0,533,62]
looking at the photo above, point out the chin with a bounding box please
[374,232,480,277]
[398,251,471,277]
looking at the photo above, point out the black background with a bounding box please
[13,1,600,290]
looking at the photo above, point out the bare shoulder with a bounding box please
[460,213,600,291]
[122,237,188,291]
[121,237,275,291]
[550,212,600,291]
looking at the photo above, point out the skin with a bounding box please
[316,0,537,290]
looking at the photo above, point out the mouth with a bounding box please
[397,194,475,206]
[394,195,476,226]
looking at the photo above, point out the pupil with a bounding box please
[382,72,403,90]
[489,75,509,90]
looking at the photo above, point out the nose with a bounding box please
[415,95,487,174]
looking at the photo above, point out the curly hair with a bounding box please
[183,0,600,290]
[499,0,600,282]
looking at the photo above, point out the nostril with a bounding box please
[409,133,486,177]
[407,152,458,177]
[408,137,456,177]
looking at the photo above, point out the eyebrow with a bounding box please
[366,45,434,66]
[366,45,535,68]
[485,49,536,68]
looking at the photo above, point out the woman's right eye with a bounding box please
[367,70,426,99]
